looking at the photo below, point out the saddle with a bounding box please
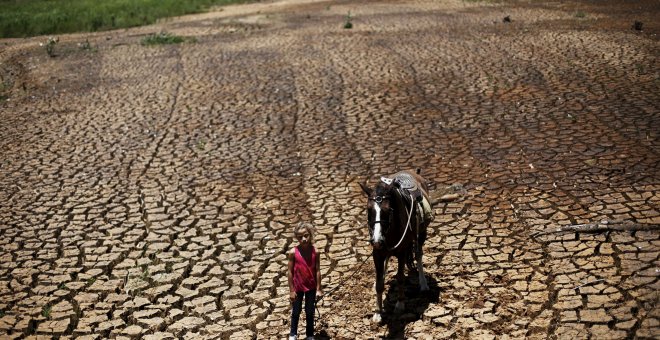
[393,172,423,203]
[382,172,434,224]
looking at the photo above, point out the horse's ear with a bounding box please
[359,182,372,197]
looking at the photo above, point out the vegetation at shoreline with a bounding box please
[141,32,194,46]
[0,0,250,38]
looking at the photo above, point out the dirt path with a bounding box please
[0,0,658,339]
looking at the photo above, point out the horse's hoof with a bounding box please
[420,283,430,291]
[394,301,405,312]
[372,313,382,323]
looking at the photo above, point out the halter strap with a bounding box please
[369,195,389,203]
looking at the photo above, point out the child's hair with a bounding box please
[294,222,315,242]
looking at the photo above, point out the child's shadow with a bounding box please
[381,273,441,338]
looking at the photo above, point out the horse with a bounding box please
[359,169,434,323]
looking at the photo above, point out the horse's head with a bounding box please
[360,177,396,250]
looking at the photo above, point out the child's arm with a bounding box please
[315,250,323,296]
[287,249,296,301]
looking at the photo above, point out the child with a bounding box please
[288,222,323,340]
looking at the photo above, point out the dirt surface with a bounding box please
[0,0,659,339]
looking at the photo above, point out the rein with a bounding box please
[315,251,371,324]
[389,189,415,251]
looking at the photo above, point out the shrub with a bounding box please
[344,11,353,29]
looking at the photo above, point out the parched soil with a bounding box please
[0,0,658,339]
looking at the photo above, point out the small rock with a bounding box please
[122,325,143,336]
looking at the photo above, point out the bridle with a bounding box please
[368,194,392,230]
[367,190,415,251]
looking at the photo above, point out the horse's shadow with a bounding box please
[313,272,441,339]
[381,272,441,338]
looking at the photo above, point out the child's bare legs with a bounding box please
[290,290,316,338]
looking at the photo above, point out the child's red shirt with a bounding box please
[292,246,317,292]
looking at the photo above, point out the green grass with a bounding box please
[0,0,250,38]
[41,305,52,319]
[141,32,190,46]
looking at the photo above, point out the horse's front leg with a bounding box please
[372,255,387,323]
[394,255,406,313]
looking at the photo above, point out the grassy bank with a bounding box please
[0,0,250,38]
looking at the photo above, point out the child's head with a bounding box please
[294,222,315,245]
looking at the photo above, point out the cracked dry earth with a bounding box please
[0,0,659,339]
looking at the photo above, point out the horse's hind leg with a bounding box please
[394,256,406,312]
[416,225,429,291]
[416,248,429,291]
[405,250,416,273]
